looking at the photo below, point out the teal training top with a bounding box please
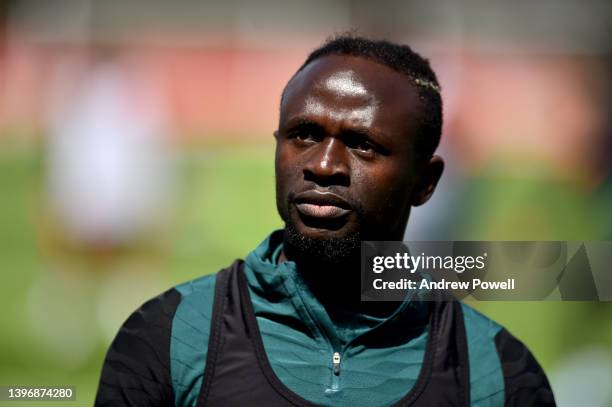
[95,230,555,406]
[170,231,503,406]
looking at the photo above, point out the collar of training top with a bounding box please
[243,230,430,349]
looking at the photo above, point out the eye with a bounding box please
[295,131,318,143]
[288,126,324,145]
[344,135,376,158]
[354,141,374,153]
[352,143,376,158]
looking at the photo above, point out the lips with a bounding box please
[293,190,352,219]
[295,203,351,218]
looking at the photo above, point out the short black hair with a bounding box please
[286,35,443,158]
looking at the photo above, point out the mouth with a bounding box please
[295,203,350,218]
[293,190,352,220]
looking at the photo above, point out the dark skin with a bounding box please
[274,55,444,312]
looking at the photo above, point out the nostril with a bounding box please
[304,167,350,188]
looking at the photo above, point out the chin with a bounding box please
[283,221,361,265]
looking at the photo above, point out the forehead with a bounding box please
[281,55,422,131]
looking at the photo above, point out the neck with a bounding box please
[278,248,399,317]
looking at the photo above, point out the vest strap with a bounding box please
[198,260,470,406]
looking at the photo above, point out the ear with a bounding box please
[273,130,279,140]
[411,155,444,206]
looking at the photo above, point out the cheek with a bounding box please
[274,154,290,221]
[275,142,302,216]
[275,143,300,187]
[355,164,415,217]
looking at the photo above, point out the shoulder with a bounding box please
[171,272,218,362]
[459,303,556,406]
[95,273,218,407]
[171,273,219,407]
[95,286,182,406]
[493,327,556,406]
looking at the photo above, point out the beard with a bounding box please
[282,220,362,266]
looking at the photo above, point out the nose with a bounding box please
[303,137,350,187]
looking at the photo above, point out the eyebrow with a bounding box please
[283,118,321,132]
[281,119,326,142]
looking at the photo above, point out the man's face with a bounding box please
[275,55,442,259]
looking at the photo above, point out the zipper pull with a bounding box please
[332,352,341,376]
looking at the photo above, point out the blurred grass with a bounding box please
[0,142,611,406]
[0,141,282,406]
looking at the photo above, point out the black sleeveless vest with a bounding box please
[195,260,471,407]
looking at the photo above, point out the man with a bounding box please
[95,36,555,406]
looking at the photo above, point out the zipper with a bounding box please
[332,352,341,375]
[326,351,342,392]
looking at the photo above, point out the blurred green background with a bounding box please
[1,1,611,406]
